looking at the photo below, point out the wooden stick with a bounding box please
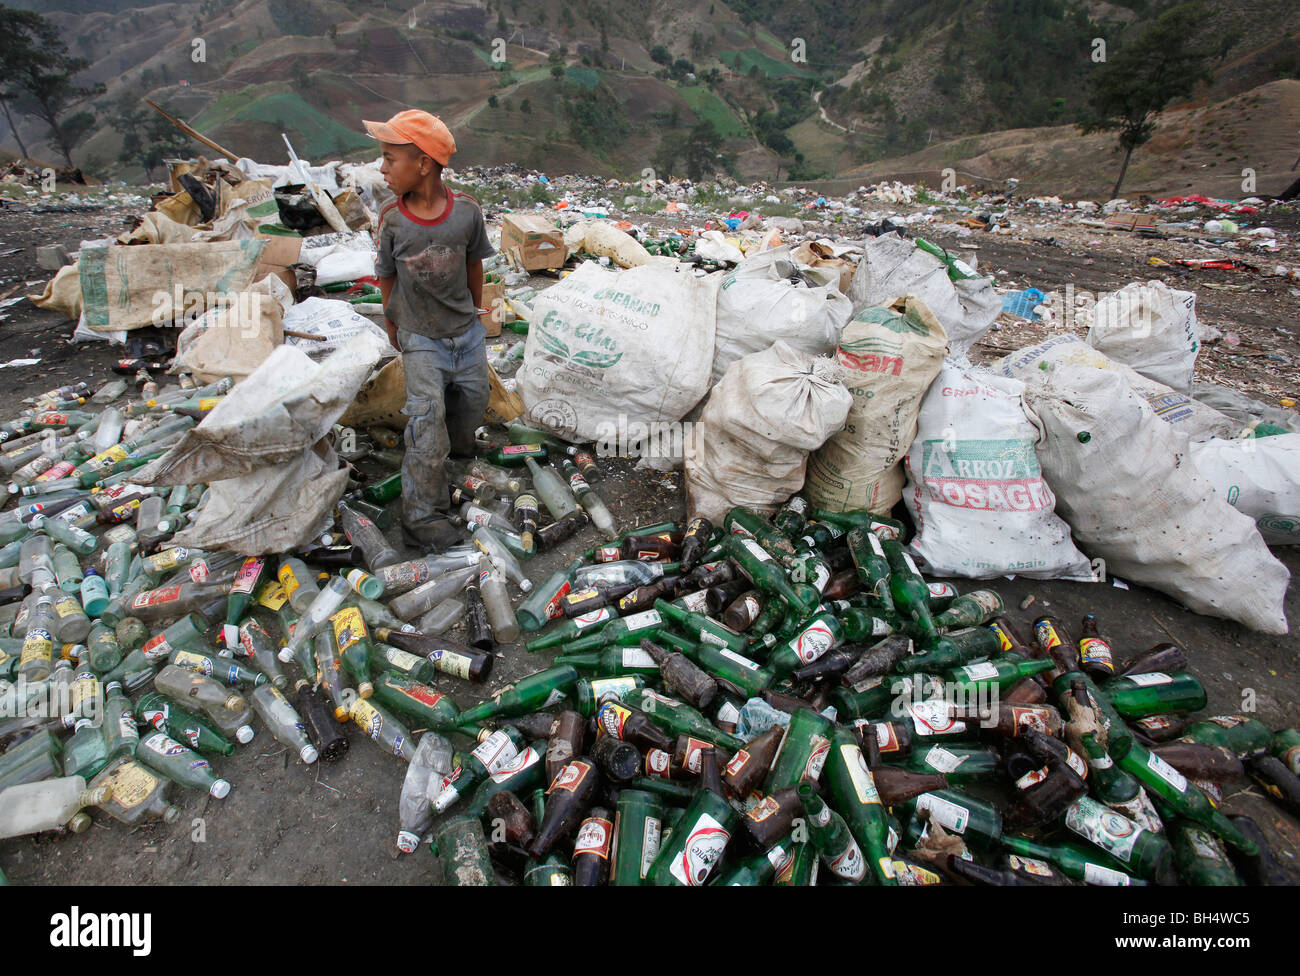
[283,329,326,341]
[145,100,240,163]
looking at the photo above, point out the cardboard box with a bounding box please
[500,213,568,271]
[254,234,303,291]
[481,276,505,338]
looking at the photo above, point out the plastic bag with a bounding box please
[712,246,852,384]
[1189,434,1300,545]
[902,362,1093,581]
[1022,364,1289,634]
[1086,280,1200,392]
[685,342,851,522]
[805,297,947,515]
[518,260,717,444]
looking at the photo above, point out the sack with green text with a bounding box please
[902,362,1094,580]
[518,260,717,444]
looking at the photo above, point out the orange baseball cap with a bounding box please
[363,110,456,166]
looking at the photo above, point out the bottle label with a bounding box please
[893,860,941,886]
[256,581,288,611]
[680,738,710,774]
[622,609,662,631]
[332,607,367,654]
[621,647,656,669]
[641,817,662,879]
[590,676,637,703]
[698,628,729,648]
[1065,797,1140,862]
[1067,749,1089,781]
[678,591,709,614]
[923,746,969,774]
[915,793,969,834]
[715,700,741,727]
[767,843,794,875]
[841,743,881,805]
[488,746,541,783]
[399,681,445,710]
[668,813,730,887]
[909,699,965,736]
[740,538,772,564]
[803,735,831,784]
[102,762,158,808]
[1009,706,1055,735]
[634,550,660,562]
[718,648,760,671]
[188,560,210,584]
[828,839,867,882]
[19,628,53,666]
[901,553,922,577]
[1083,862,1132,886]
[595,547,620,562]
[871,722,901,754]
[385,648,423,673]
[540,688,567,708]
[1124,672,1173,687]
[1079,636,1113,667]
[54,596,82,619]
[1008,855,1054,878]
[501,444,535,455]
[574,608,612,629]
[471,730,518,770]
[988,622,1015,653]
[1033,620,1062,652]
[1015,765,1050,790]
[132,585,183,610]
[959,661,1001,682]
[142,731,188,757]
[350,699,384,740]
[573,817,614,859]
[117,709,139,743]
[597,702,632,740]
[1205,715,1245,728]
[148,548,190,573]
[173,649,213,676]
[789,619,835,664]
[549,759,593,793]
[344,569,374,593]
[645,749,671,777]
[1145,750,1188,793]
[724,748,752,778]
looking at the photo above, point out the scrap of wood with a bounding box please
[145,100,240,163]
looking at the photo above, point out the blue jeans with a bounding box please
[398,320,490,537]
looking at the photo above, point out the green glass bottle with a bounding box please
[881,540,939,647]
[648,746,737,887]
[721,507,798,559]
[652,598,749,654]
[137,730,231,798]
[168,647,268,688]
[461,739,548,819]
[822,728,897,885]
[1078,731,1163,833]
[999,834,1142,886]
[899,788,1003,853]
[772,838,820,886]
[610,789,664,887]
[522,789,573,886]
[62,718,109,779]
[798,782,866,884]
[1062,795,1172,882]
[554,643,661,678]
[765,612,845,677]
[716,835,796,886]
[481,443,547,467]
[765,707,835,794]
[332,603,375,699]
[1051,672,1132,755]
[933,590,1004,631]
[622,687,744,751]
[573,675,646,717]
[944,656,1054,691]
[1099,671,1207,719]
[1179,715,1273,758]
[895,626,1002,674]
[101,681,138,761]
[846,527,892,602]
[812,508,904,540]
[517,559,587,635]
[371,671,463,732]
[551,607,666,654]
[899,743,1001,784]
[456,665,581,727]
[723,534,815,614]
[1272,729,1300,775]
[363,471,403,505]
[1169,819,1243,885]
[135,691,239,755]
[1107,736,1256,855]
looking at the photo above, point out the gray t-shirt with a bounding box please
[374,188,495,339]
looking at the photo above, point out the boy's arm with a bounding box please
[378,274,398,350]
[467,257,484,310]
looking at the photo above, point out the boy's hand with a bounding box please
[385,319,401,352]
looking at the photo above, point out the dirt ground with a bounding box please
[0,195,1296,885]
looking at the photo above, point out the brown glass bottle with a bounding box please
[1078,614,1115,680]
[1032,615,1078,677]
[721,590,764,631]
[596,700,674,753]
[741,786,802,850]
[840,635,912,688]
[721,726,783,798]
[951,701,1064,738]
[869,766,949,806]
[545,710,586,783]
[486,789,536,850]
[793,644,867,684]
[1152,742,1245,783]
[678,517,713,572]
[530,757,603,858]
[1118,642,1188,678]
[591,735,641,784]
[572,806,614,886]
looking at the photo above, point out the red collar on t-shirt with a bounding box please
[397,187,454,226]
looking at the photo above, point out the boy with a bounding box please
[365,110,496,551]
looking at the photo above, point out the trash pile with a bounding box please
[2,151,1298,885]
